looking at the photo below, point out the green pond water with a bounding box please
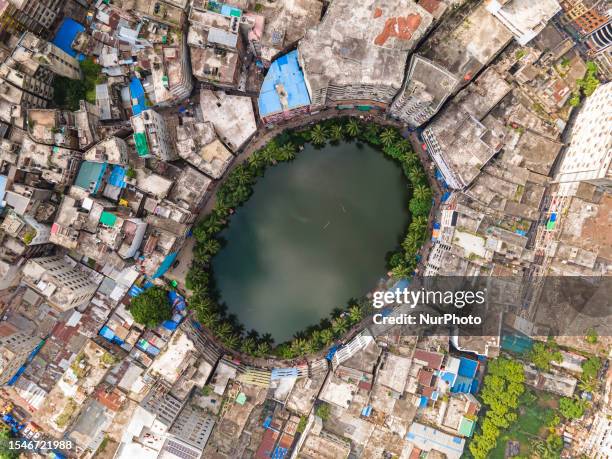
[212,141,410,342]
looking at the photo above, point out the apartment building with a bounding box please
[21,255,99,311]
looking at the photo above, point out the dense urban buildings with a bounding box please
[0,0,609,458]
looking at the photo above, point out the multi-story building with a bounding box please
[555,81,612,195]
[560,0,610,35]
[390,3,512,127]
[0,321,39,385]
[188,3,245,88]
[298,0,433,111]
[131,109,178,161]
[486,0,562,46]
[0,0,61,39]
[21,255,99,311]
[12,32,81,80]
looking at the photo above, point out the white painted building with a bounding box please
[556,81,612,195]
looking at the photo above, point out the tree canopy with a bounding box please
[129,286,172,328]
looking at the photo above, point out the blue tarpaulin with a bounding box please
[129,77,147,115]
[258,50,311,117]
[419,396,428,408]
[441,191,451,202]
[129,285,144,297]
[162,320,179,331]
[52,18,85,58]
[325,345,339,361]
[108,165,127,188]
[549,212,557,222]
[99,326,125,345]
[361,405,372,417]
[152,252,178,278]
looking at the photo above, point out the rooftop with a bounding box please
[199,90,257,151]
[298,0,433,97]
[420,4,513,81]
[175,120,234,179]
[258,50,311,118]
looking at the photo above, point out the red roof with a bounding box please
[413,349,444,369]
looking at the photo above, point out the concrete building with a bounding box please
[199,90,256,152]
[258,50,311,124]
[421,67,512,189]
[21,255,99,311]
[188,5,245,88]
[0,321,39,385]
[556,82,612,195]
[0,0,61,38]
[175,120,234,179]
[131,109,178,161]
[246,0,323,66]
[486,0,562,45]
[12,32,81,80]
[83,137,129,165]
[298,0,433,110]
[390,3,513,127]
[560,0,611,35]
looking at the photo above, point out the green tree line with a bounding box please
[185,117,432,358]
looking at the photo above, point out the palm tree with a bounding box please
[201,239,221,256]
[348,305,363,324]
[408,167,425,185]
[255,341,270,357]
[380,128,397,147]
[224,333,240,349]
[232,166,253,186]
[247,153,266,171]
[413,184,432,201]
[199,310,218,329]
[310,124,327,146]
[402,232,422,253]
[409,216,428,235]
[291,338,307,356]
[215,321,233,340]
[241,337,256,355]
[276,143,296,161]
[260,332,274,346]
[320,328,334,346]
[345,119,360,137]
[260,145,277,165]
[332,317,348,336]
[329,124,343,143]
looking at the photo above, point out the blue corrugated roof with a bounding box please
[129,77,147,115]
[258,50,310,117]
[52,18,85,58]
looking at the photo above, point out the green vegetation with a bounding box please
[570,61,601,108]
[101,352,118,366]
[126,167,137,179]
[55,399,77,429]
[559,397,586,420]
[97,435,110,454]
[515,49,527,60]
[576,61,601,97]
[469,358,525,459]
[129,286,172,328]
[52,58,103,110]
[186,118,431,358]
[296,416,307,433]
[528,340,562,372]
[315,403,331,421]
[585,327,598,344]
[0,425,18,459]
[70,353,88,379]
